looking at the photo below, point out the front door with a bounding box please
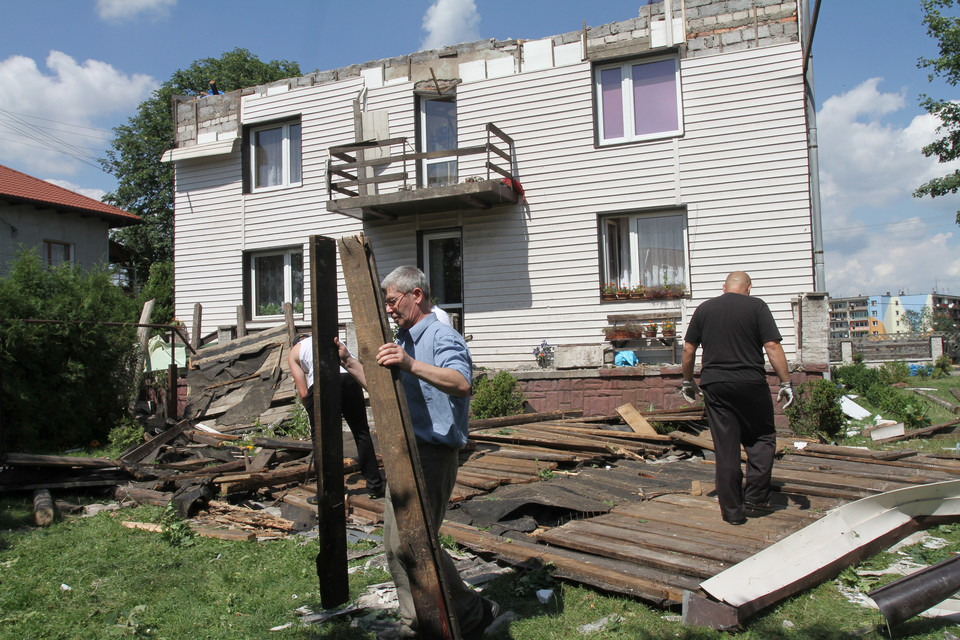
[421,229,463,332]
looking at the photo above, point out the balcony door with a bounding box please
[421,229,463,332]
[419,97,457,187]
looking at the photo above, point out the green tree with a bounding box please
[0,252,138,451]
[914,0,960,220]
[100,49,301,281]
[137,260,175,326]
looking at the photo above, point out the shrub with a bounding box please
[785,379,845,440]
[136,260,174,327]
[0,252,138,451]
[934,354,953,378]
[878,361,910,385]
[832,362,882,394]
[470,371,526,419]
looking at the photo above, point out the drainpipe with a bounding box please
[803,0,826,291]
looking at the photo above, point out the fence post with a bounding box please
[932,335,945,362]
[840,340,853,363]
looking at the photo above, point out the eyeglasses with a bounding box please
[384,291,411,310]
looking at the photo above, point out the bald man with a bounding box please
[680,271,794,525]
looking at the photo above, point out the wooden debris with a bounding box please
[616,403,659,437]
[33,489,56,526]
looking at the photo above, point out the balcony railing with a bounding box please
[325,123,519,220]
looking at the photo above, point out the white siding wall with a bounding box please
[174,42,813,366]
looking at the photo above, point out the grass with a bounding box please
[2,495,960,639]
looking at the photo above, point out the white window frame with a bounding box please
[43,240,73,267]
[249,120,302,192]
[599,210,689,292]
[249,247,303,320]
[594,54,683,145]
[419,97,458,187]
[421,229,463,323]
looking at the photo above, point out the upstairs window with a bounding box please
[249,120,301,191]
[595,56,682,144]
[248,247,303,320]
[600,211,687,294]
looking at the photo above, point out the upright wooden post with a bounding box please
[338,235,460,639]
[309,236,349,608]
[191,303,202,350]
[128,298,154,415]
[236,306,247,338]
[283,302,298,347]
[167,328,178,419]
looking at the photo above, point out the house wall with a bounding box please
[171,4,818,371]
[0,202,110,276]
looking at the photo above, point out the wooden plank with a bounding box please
[912,389,960,413]
[468,410,581,432]
[617,403,660,437]
[536,526,727,578]
[1,452,117,468]
[120,420,190,463]
[873,418,960,444]
[338,234,460,639]
[612,501,789,543]
[309,235,349,608]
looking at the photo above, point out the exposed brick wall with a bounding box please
[514,365,827,424]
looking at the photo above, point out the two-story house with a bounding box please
[163,1,827,373]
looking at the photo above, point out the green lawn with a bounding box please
[2,497,960,639]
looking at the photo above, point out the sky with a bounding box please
[1,0,959,298]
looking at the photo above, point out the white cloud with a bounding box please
[0,51,156,177]
[96,0,176,22]
[421,0,481,50]
[44,179,107,202]
[817,78,960,214]
[817,78,960,297]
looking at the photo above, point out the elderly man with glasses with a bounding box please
[337,265,499,639]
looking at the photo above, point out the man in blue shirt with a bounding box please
[338,266,498,639]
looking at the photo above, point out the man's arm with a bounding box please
[375,343,471,397]
[336,337,367,389]
[681,341,698,380]
[763,340,791,384]
[288,342,309,400]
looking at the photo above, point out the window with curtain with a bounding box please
[43,240,72,267]
[595,55,682,144]
[599,211,687,291]
[250,120,302,191]
[248,247,303,319]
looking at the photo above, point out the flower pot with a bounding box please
[615,293,628,300]
[662,330,676,338]
[629,292,643,299]
[601,293,615,300]
[644,330,657,338]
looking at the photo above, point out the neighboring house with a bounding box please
[164,1,828,370]
[0,164,140,276]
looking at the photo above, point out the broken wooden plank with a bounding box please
[873,418,960,444]
[339,234,459,639]
[120,420,191,463]
[468,410,582,431]
[617,403,660,437]
[1,452,118,468]
[912,389,960,413]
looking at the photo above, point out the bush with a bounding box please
[0,252,138,451]
[878,361,910,385]
[832,362,881,394]
[136,260,174,327]
[470,371,526,419]
[785,379,845,440]
[934,354,953,378]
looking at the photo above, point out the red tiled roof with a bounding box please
[0,164,141,227]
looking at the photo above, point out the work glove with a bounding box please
[777,381,794,409]
[680,379,699,404]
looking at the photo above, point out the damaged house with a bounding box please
[163,1,828,390]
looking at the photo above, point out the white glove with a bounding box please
[680,379,699,404]
[777,381,794,409]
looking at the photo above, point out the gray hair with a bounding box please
[381,265,431,299]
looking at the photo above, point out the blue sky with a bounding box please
[1,0,959,298]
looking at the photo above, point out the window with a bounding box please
[600,211,687,292]
[248,120,301,191]
[595,55,682,144]
[419,97,457,187]
[421,229,463,331]
[248,248,303,319]
[43,240,71,267]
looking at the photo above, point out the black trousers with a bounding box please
[303,373,383,491]
[701,381,776,522]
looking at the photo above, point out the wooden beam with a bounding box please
[337,234,460,639]
[616,403,660,437]
[309,235,349,608]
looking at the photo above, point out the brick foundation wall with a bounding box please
[512,364,828,427]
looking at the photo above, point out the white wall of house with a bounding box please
[173,42,814,368]
[0,202,111,276]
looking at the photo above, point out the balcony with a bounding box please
[325,123,519,221]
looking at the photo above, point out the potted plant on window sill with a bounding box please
[629,285,644,299]
[601,282,617,301]
[615,284,630,300]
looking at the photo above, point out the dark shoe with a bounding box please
[367,483,385,499]
[724,516,746,526]
[463,597,501,640]
[306,494,318,505]
[744,499,770,509]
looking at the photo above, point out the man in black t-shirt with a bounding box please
[680,271,794,525]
